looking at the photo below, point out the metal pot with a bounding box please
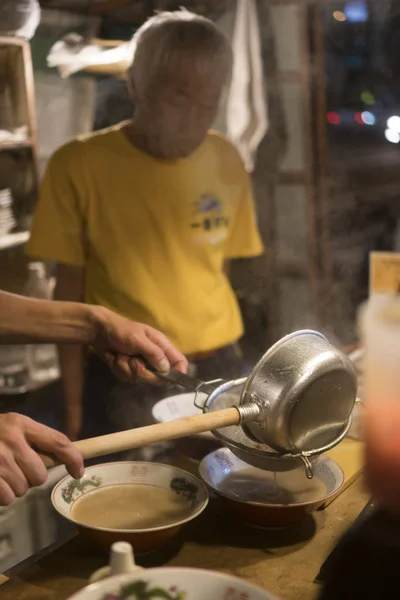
[240,330,357,453]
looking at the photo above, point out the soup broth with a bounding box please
[71,484,192,530]
[220,468,327,504]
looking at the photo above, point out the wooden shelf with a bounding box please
[0,139,33,151]
[0,37,39,190]
[0,38,38,263]
[0,37,27,48]
[0,231,30,251]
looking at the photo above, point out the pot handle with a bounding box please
[193,379,226,410]
[300,454,314,479]
[148,367,225,400]
[138,359,225,398]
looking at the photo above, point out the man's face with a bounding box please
[132,68,225,159]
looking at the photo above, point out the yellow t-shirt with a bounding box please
[26,123,264,355]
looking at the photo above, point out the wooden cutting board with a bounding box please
[320,438,365,509]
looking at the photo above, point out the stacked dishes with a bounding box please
[0,188,15,235]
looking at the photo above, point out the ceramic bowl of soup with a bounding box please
[152,393,222,462]
[199,448,344,528]
[51,462,209,552]
[66,567,280,600]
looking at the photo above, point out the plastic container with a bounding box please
[0,346,29,394]
[0,315,29,394]
[358,295,400,405]
[0,495,34,573]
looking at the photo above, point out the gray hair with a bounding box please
[128,9,232,92]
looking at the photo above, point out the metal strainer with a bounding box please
[158,330,357,478]
[239,330,357,453]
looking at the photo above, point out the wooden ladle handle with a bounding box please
[39,407,240,470]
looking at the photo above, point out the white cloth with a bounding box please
[47,35,134,79]
[226,0,268,172]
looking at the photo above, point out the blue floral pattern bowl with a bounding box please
[52,462,209,552]
[66,568,280,600]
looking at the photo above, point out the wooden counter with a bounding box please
[0,475,368,600]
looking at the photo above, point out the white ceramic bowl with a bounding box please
[67,567,280,600]
[52,462,208,552]
[152,393,222,462]
[152,393,210,437]
[199,448,344,528]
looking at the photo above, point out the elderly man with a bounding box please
[26,9,264,445]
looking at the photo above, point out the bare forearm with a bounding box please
[0,291,105,345]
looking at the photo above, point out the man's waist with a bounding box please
[85,292,243,357]
[186,348,223,361]
[87,342,241,364]
[86,342,242,373]
[187,343,242,363]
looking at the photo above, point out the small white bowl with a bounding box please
[152,393,211,438]
[152,393,223,462]
[52,462,208,552]
[67,567,280,600]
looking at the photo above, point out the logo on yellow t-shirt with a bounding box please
[190,194,229,244]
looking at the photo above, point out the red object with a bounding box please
[327,112,341,125]
[354,112,364,124]
[365,401,400,514]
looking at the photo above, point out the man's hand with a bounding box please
[93,309,188,384]
[0,413,83,505]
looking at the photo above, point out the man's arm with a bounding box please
[0,292,99,344]
[0,289,188,378]
[54,264,86,441]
